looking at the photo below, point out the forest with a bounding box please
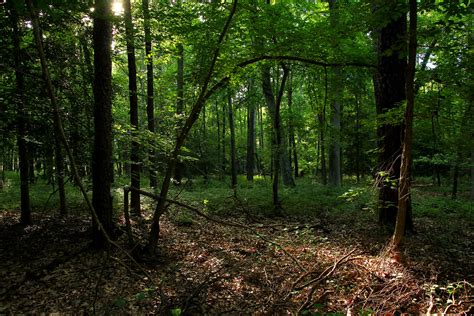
[0,0,473,314]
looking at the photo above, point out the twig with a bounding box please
[293,248,357,291]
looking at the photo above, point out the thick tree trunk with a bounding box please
[142,0,157,188]
[92,0,114,248]
[373,0,412,231]
[392,0,417,248]
[125,0,141,215]
[9,4,32,225]
[228,91,237,188]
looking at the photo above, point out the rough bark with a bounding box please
[9,3,32,225]
[373,0,412,231]
[124,0,141,215]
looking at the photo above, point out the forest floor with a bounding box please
[1,178,473,314]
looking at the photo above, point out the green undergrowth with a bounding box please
[1,172,472,223]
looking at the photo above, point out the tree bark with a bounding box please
[142,0,157,188]
[9,3,32,225]
[124,0,141,215]
[91,0,114,248]
[373,0,412,231]
[392,0,417,248]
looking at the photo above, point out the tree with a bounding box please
[392,0,417,248]
[228,90,237,189]
[373,0,413,231]
[328,0,343,187]
[142,0,157,188]
[8,2,32,225]
[246,80,256,182]
[92,0,114,248]
[124,0,141,215]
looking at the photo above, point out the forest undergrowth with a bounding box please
[1,176,473,314]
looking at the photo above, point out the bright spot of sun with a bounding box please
[112,1,124,16]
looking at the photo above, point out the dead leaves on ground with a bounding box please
[0,209,473,314]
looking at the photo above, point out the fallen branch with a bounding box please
[293,248,357,291]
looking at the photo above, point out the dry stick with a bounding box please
[293,248,357,291]
[26,0,154,285]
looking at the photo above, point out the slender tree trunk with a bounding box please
[216,100,221,175]
[174,41,185,184]
[328,0,342,187]
[392,0,417,248]
[320,68,328,185]
[9,3,32,225]
[246,83,256,182]
[262,66,295,188]
[471,147,474,200]
[124,0,141,215]
[228,91,237,189]
[146,0,237,254]
[222,100,226,174]
[288,71,299,178]
[91,0,114,248]
[355,93,361,182]
[54,134,67,215]
[142,0,157,188]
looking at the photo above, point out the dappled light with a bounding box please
[0,0,472,314]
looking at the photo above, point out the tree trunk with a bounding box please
[355,93,361,182]
[288,71,299,178]
[125,0,141,215]
[262,66,295,188]
[92,0,114,248]
[373,0,412,231]
[174,2,185,184]
[54,134,67,215]
[328,0,342,187]
[228,91,237,189]
[246,83,256,182]
[142,0,157,189]
[392,0,417,248]
[146,0,238,254]
[9,3,32,225]
[320,69,328,185]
